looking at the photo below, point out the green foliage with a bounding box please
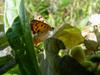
[82,60,96,72]
[54,24,84,48]
[70,46,85,63]
[96,65,100,75]
[4,0,41,75]
[44,38,94,75]
[3,65,21,75]
[0,55,12,67]
[0,15,3,24]
[84,40,98,51]
[0,0,100,75]
[59,0,70,6]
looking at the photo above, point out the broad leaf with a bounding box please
[54,24,84,48]
[4,0,41,75]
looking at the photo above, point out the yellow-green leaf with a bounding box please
[54,24,84,48]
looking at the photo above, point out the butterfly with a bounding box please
[30,19,54,45]
[30,20,52,34]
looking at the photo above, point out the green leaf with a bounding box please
[4,0,18,32]
[0,32,8,48]
[70,46,85,63]
[17,1,41,74]
[47,14,55,27]
[44,38,65,75]
[78,16,89,30]
[4,0,41,75]
[0,56,12,67]
[4,65,21,75]
[84,39,98,51]
[58,0,70,7]
[0,14,3,24]
[54,24,84,48]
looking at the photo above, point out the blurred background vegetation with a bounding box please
[25,0,100,27]
[0,0,100,75]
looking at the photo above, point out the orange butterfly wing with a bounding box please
[30,20,52,34]
[30,20,52,45]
